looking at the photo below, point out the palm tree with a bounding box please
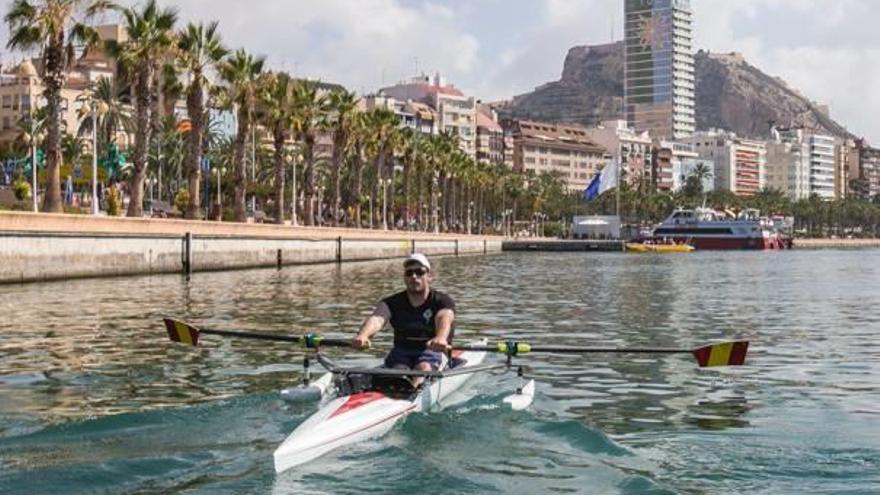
[257,71,296,224]
[326,90,358,226]
[76,77,132,155]
[178,21,227,219]
[61,133,86,168]
[109,0,178,217]
[362,109,397,228]
[290,80,327,226]
[5,0,115,212]
[217,48,265,222]
[346,111,369,227]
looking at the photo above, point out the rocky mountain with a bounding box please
[497,41,851,139]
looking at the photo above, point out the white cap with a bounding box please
[403,253,431,271]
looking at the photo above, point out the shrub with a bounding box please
[174,188,190,215]
[12,179,31,201]
[106,186,122,216]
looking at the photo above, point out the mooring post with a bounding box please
[411,239,415,254]
[455,239,459,256]
[336,236,342,263]
[483,239,487,254]
[277,248,283,269]
[184,232,193,277]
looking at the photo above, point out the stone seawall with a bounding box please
[793,238,880,249]
[0,212,502,284]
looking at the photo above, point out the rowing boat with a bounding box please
[273,343,489,472]
[162,318,749,474]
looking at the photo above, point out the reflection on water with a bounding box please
[1,250,879,494]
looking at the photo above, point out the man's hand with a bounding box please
[352,335,371,350]
[426,337,451,353]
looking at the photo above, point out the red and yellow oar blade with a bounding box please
[164,318,200,346]
[692,341,749,367]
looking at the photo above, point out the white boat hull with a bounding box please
[274,345,487,473]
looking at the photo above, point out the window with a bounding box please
[1,95,10,109]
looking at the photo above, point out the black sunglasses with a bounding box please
[404,268,428,277]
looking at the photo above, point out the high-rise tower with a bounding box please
[624,0,695,139]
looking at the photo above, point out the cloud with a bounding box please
[104,0,480,93]
[0,0,877,141]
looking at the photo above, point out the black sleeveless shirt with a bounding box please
[382,290,455,350]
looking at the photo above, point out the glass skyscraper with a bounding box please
[624,0,695,139]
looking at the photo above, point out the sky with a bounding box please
[2,0,879,142]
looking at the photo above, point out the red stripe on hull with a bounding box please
[665,236,788,250]
[330,391,386,418]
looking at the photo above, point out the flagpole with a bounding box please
[615,156,620,219]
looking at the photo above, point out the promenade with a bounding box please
[0,211,503,284]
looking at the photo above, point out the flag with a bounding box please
[582,159,617,201]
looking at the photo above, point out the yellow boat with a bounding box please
[625,242,695,253]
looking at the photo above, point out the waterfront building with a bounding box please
[848,139,880,199]
[652,139,712,192]
[765,127,835,200]
[583,120,653,188]
[765,128,811,199]
[0,24,126,148]
[506,119,607,192]
[475,104,508,166]
[624,0,695,139]
[807,134,836,199]
[379,73,476,158]
[684,130,765,196]
[361,93,438,136]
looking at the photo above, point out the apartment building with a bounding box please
[624,0,696,139]
[507,119,607,192]
[361,93,438,136]
[684,130,765,196]
[583,120,652,187]
[379,73,476,158]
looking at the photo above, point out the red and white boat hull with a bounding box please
[273,345,487,473]
[273,392,415,472]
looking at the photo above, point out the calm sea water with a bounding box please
[0,250,878,494]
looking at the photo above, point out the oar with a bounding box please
[455,340,750,367]
[163,318,353,349]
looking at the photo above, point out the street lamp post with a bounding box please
[90,103,98,215]
[214,166,226,221]
[31,130,37,213]
[381,178,390,230]
[290,152,298,227]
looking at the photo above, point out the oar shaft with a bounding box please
[455,345,690,354]
[200,328,303,343]
[201,328,352,348]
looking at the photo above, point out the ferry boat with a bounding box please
[652,208,789,250]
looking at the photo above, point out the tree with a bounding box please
[178,21,227,219]
[5,0,115,212]
[290,79,327,226]
[76,76,132,157]
[257,71,296,224]
[326,89,358,227]
[109,0,178,217]
[217,48,265,222]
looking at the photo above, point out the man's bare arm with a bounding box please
[353,302,390,348]
[426,308,454,351]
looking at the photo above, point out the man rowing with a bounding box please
[352,253,455,387]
